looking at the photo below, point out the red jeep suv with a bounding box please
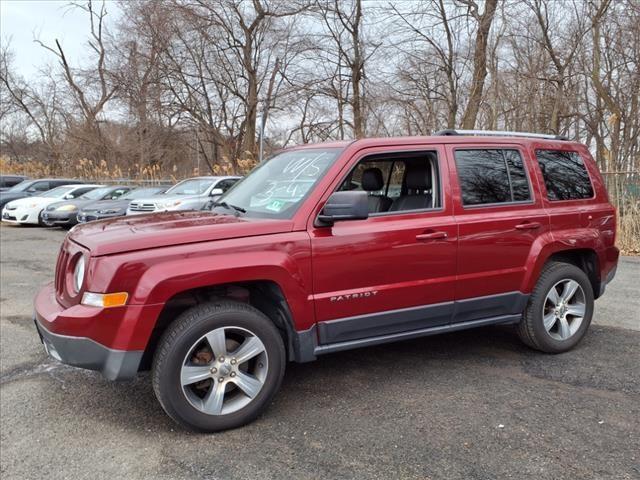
[34,130,619,432]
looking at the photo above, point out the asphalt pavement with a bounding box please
[1,224,638,480]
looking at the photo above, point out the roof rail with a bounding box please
[434,129,568,141]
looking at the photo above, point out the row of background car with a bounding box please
[0,175,241,227]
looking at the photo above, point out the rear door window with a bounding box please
[535,150,594,201]
[70,187,97,198]
[215,179,239,193]
[31,181,51,192]
[454,149,531,206]
[109,188,130,199]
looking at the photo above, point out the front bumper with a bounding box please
[41,210,78,225]
[77,211,124,223]
[1,207,39,224]
[127,209,159,215]
[34,318,142,380]
[33,283,163,380]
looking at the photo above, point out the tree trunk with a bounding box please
[242,77,258,160]
[461,0,498,129]
[351,0,364,138]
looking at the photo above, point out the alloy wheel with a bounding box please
[542,279,586,341]
[180,327,268,416]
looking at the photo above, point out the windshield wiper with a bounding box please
[212,201,246,215]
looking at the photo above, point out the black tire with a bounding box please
[38,210,48,227]
[517,261,594,353]
[152,300,286,432]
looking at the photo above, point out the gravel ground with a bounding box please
[1,224,639,480]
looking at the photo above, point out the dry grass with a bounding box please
[0,156,172,183]
[617,199,640,255]
[0,156,257,183]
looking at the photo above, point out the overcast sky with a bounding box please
[0,0,122,79]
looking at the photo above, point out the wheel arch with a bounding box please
[138,279,312,371]
[523,243,602,298]
[546,249,601,298]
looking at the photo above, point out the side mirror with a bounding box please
[316,191,369,226]
[64,194,74,199]
[210,188,224,196]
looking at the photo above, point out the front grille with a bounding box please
[129,202,156,212]
[78,214,97,223]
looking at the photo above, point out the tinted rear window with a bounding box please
[535,150,594,201]
[455,149,531,206]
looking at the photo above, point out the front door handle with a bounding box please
[515,222,542,230]
[416,231,448,241]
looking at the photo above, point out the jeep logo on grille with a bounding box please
[330,291,378,302]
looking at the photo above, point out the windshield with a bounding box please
[166,179,215,195]
[7,180,32,192]
[39,186,75,198]
[215,148,342,219]
[80,187,111,200]
[121,187,164,200]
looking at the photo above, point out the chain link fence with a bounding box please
[602,171,640,254]
[92,178,175,186]
[602,171,640,209]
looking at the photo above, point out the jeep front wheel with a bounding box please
[152,301,286,432]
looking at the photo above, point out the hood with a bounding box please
[69,211,294,256]
[80,199,130,212]
[46,198,94,210]
[4,196,55,208]
[0,192,30,203]
[130,193,203,205]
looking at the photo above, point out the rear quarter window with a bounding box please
[536,150,594,201]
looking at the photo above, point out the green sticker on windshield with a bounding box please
[265,199,285,212]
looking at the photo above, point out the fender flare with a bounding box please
[520,228,604,293]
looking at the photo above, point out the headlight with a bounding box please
[73,255,85,293]
[82,292,128,308]
[56,204,78,212]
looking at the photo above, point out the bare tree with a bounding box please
[35,0,117,162]
[390,0,467,130]
[1,0,637,182]
[459,0,499,129]
[0,44,65,167]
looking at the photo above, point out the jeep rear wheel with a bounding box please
[517,261,594,353]
[152,300,286,432]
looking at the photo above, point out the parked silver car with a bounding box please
[42,185,132,227]
[77,186,168,223]
[126,176,240,215]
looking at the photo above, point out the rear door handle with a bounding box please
[416,231,448,241]
[515,222,542,230]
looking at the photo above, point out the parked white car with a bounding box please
[127,176,240,215]
[1,184,103,225]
